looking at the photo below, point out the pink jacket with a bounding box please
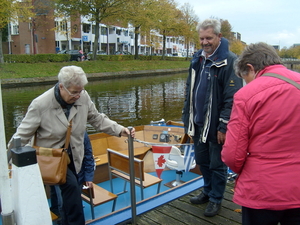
[222,65,300,210]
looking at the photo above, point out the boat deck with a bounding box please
[124,181,242,225]
[0,172,241,225]
[85,174,241,225]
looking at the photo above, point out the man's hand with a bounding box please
[217,131,226,144]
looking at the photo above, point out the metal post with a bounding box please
[0,81,15,225]
[127,126,137,225]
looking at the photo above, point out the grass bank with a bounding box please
[0,60,190,80]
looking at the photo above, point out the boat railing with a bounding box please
[133,138,193,147]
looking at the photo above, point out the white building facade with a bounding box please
[54,16,196,56]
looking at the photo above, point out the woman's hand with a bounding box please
[85,181,93,189]
[120,127,135,138]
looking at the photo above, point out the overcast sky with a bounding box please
[175,0,300,49]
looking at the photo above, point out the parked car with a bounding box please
[114,51,132,55]
[97,50,107,55]
[87,50,107,60]
[69,50,83,61]
[57,50,68,54]
[87,50,107,55]
[57,49,83,61]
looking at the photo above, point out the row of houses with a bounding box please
[3,13,196,57]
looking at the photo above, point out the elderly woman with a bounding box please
[8,65,135,225]
[222,42,300,225]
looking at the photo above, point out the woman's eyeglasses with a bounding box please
[62,84,85,97]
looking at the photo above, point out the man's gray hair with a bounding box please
[196,19,221,35]
[58,65,88,88]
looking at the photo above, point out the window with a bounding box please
[12,25,19,35]
[60,21,67,32]
[129,32,134,39]
[109,27,115,34]
[55,21,58,30]
[101,27,107,35]
[83,24,90,33]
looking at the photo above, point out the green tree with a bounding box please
[0,0,33,63]
[152,0,181,59]
[230,40,246,55]
[178,2,199,59]
[55,0,127,60]
[278,46,300,59]
[290,46,300,59]
[220,19,233,42]
[121,0,159,59]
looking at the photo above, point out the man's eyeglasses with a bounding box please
[62,84,85,97]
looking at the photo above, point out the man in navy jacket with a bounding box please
[182,18,242,217]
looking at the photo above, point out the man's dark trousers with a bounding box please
[193,125,227,204]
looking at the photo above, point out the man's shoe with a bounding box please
[190,191,209,204]
[204,201,221,217]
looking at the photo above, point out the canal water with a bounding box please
[2,73,188,143]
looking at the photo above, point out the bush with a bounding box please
[3,53,189,63]
[3,54,69,63]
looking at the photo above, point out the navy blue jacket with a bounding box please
[77,132,95,184]
[182,38,243,143]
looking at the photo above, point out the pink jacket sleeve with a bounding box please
[222,96,249,174]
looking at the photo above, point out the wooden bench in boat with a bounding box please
[107,148,162,200]
[90,124,185,166]
[89,125,149,166]
[81,183,117,220]
[90,123,185,183]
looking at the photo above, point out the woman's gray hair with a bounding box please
[196,19,221,35]
[234,42,283,78]
[58,65,88,88]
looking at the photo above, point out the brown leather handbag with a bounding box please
[34,120,72,185]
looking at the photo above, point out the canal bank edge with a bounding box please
[0,68,188,88]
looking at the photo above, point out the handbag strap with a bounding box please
[64,119,73,149]
[34,119,73,148]
[262,73,300,90]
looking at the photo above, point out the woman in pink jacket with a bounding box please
[222,42,300,225]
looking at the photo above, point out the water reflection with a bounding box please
[2,73,188,143]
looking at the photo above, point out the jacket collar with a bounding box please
[256,65,287,78]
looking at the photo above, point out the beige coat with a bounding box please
[8,86,124,173]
